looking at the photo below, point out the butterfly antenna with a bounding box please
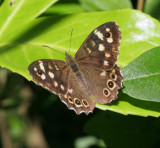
[42,45,65,55]
[69,29,73,53]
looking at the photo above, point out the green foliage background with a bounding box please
[0,0,160,148]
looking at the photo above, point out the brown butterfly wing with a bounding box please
[28,59,69,95]
[59,70,95,115]
[75,22,121,70]
[80,64,123,104]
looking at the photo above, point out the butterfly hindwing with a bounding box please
[75,22,121,70]
[80,64,123,104]
[60,70,95,115]
[28,59,69,95]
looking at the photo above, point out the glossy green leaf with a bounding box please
[79,0,132,11]
[0,0,57,44]
[96,92,160,117]
[0,8,160,116]
[144,0,160,20]
[122,47,160,102]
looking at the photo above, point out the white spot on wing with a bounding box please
[106,28,110,32]
[100,71,106,76]
[107,38,113,43]
[86,48,91,53]
[105,52,111,58]
[68,89,73,93]
[55,64,59,70]
[98,44,105,51]
[41,74,46,80]
[60,84,64,91]
[34,67,37,71]
[104,60,109,66]
[112,69,116,73]
[64,94,67,98]
[54,81,58,87]
[90,40,96,47]
[94,29,104,40]
[39,62,45,72]
[48,71,54,78]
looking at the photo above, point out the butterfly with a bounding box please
[28,22,123,115]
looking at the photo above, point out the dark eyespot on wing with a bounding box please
[28,59,69,95]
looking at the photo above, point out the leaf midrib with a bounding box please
[124,72,160,81]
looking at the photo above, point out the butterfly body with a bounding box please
[65,52,79,72]
[28,22,123,115]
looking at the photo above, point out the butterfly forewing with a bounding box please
[28,59,69,95]
[75,22,121,70]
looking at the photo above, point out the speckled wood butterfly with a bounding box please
[28,22,123,115]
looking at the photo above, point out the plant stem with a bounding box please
[137,0,145,11]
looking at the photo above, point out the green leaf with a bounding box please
[122,47,160,102]
[84,112,160,148]
[144,0,160,20]
[0,0,57,44]
[79,0,132,11]
[96,92,160,117]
